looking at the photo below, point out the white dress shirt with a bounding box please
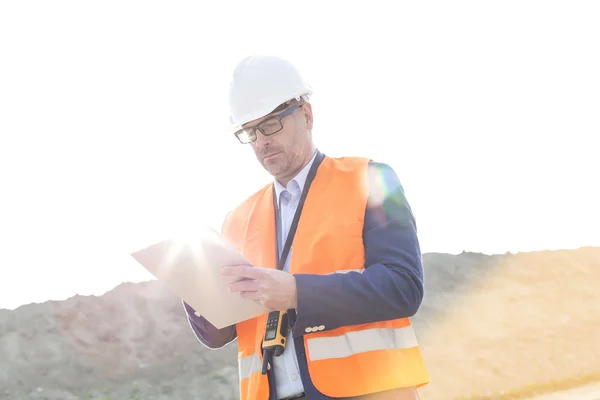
[271,150,317,399]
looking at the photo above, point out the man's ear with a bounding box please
[302,103,313,130]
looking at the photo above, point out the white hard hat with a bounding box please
[228,54,312,126]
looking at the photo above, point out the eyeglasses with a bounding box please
[234,104,301,144]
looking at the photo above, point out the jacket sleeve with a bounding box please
[183,300,237,349]
[291,161,424,337]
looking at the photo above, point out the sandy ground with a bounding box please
[528,382,600,400]
[412,247,600,399]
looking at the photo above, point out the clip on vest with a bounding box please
[260,151,325,375]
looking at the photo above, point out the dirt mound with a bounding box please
[1,247,599,399]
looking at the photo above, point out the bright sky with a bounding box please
[1,1,598,310]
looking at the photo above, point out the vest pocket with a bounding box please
[302,319,428,397]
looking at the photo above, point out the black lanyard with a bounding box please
[272,150,325,271]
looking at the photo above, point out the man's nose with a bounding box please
[254,130,272,148]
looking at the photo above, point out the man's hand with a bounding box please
[222,265,298,311]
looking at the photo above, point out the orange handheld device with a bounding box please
[261,310,289,374]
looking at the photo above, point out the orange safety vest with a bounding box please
[221,155,430,400]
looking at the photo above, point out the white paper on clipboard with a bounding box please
[130,227,269,329]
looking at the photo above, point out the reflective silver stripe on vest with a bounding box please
[305,325,418,361]
[330,269,365,274]
[238,351,262,380]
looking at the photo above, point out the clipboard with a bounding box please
[130,227,270,329]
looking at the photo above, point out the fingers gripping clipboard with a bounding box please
[130,228,269,329]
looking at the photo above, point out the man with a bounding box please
[183,55,430,400]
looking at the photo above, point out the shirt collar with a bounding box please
[274,150,318,206]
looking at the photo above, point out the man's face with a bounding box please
[243,102,313,182]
